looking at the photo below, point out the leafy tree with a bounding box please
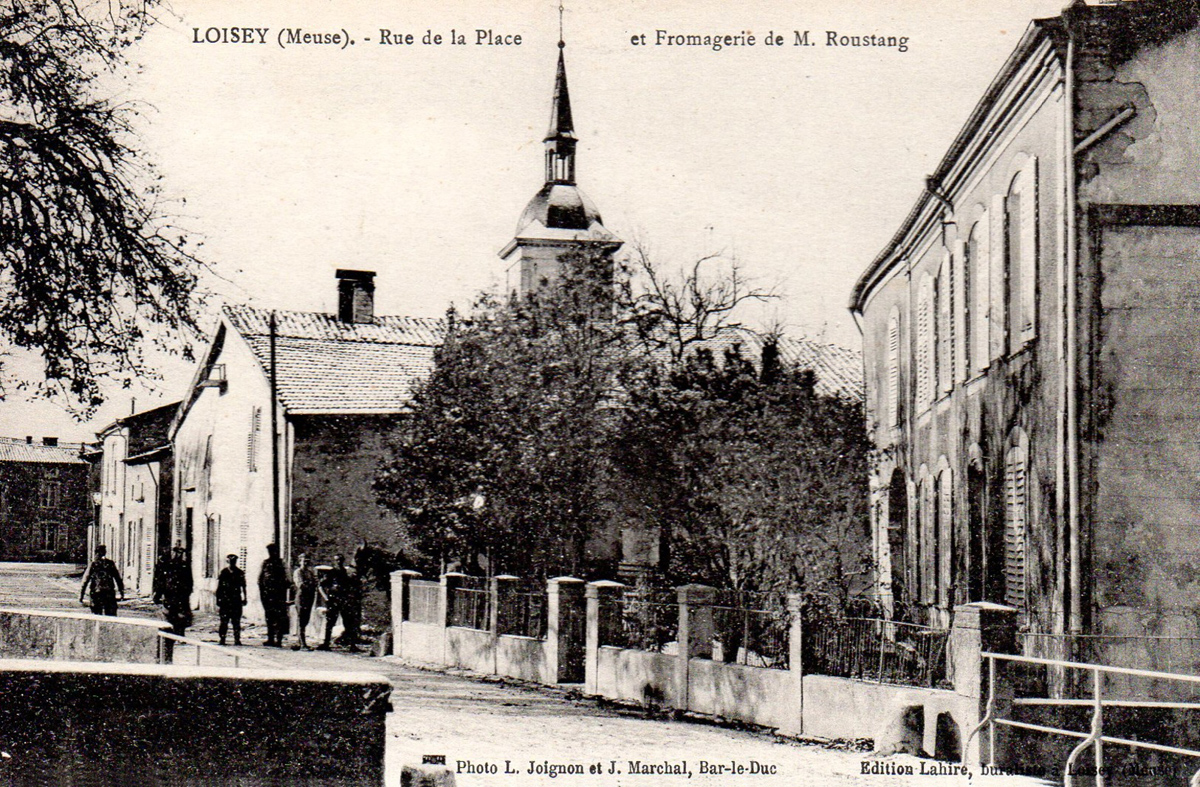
[0,0,199,411]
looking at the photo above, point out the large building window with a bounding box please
[886,314,901,430]
[916,275,934,410]
[247,407,262,473]
[204,514,221,579]
[936,465,953,609]
[938,256,953,396]
[887,469,909,607]
[918,472,935,605]
[1003,431,1029,610]
[966,460,987,603]
[970,214,990,373]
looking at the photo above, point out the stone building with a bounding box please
[93,402,178,595]
[0,437,89,562]
[170,278,442,617]
[849,0,1200,662]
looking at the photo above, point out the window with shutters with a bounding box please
[937,466,953,608]
[1019,158,1039,343]
[938,256,953,395]
[989,194,1007,363]
[886,314,900,429]
[1005,180,1023,352]
[247,406,262,473]
[1003,439,1028,610]
[916,277,934,410]
[205,514,220,579]
[919,475,935,605]
[887,470,908,605]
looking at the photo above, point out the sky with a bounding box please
[0,0,1073,442]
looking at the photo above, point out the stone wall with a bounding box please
[0,608,169,664]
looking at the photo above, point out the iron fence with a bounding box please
[707,590,790,670]
[406,580,441,624]
[449,585,491,631]
[803,616,950,689]
[498,583,548,640]
[600,589,678,652]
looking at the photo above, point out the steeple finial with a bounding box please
[558,2,564,48]
[544,9,576,184]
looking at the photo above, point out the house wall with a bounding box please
[0,460,89,562]
[173,322,281,617]
[862,42,1067,633]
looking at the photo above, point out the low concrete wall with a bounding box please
[397,620,444,664]
[802,674,973,753]
[0,658,391,785]
[446,626,493,672]
[688,659,798,730]
[497,634,551,684]
[0,608,169,664]
[595,645,679,707]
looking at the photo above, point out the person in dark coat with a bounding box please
[258,543,289,647]
[216,554,247,646]
[317,554,350,651]
[163,545,193,636]
[79,544,123,616]
[151,546,171,606]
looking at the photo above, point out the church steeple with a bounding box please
[545,43,577,184]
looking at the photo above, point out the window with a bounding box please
[937,466,953,608]
[1015,158,1039,345]
[919,474,935,605]
[990,194,1006,362]
[967,220,989,373]
[247,407,262,473]
[40,480,61,509]
[40,521,64,553]
[887,469,909,606]
[1003,435,1029,610]
[916,276,934,409]
[886,314,901,429]
[1005,182,1023,350]
[204,514,221,579]
[938,256,953,395]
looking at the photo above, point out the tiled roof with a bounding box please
[655,327,864,402]
[224,305,444,415]
[0,438,86,464]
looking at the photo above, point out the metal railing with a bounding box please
[497,587,548,640]
[803,616,950,688]
[448,587,491,631]
[157,631,282,669]
[967,651,1200,787]
[600,589,678,652]
[406,580,441,624]
[706,590,790,670]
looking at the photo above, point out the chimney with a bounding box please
[25,436,32,444]
[42,437,57,446]
[336,269,376,324]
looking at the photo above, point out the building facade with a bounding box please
[93,402,177,595]
[0,437,89,562]
[850,0,1200,657]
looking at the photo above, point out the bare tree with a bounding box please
[0,0,201,412]
[625,239,778,363]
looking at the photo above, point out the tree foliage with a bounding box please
[0,0,199,410]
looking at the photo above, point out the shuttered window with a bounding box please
[917,277,934,409]
[953,241,968,383]
[887,315,900,429]
[919,479,935,605]
[1020,157,1039,342]
[938,257,953,395]
[972,214,990,373]
[938,467,953,608]
[205,514,221,579]
[1003,444,1028,609]
[990,194,1007,362]
[247,407,262,473]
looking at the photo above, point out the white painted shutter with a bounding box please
[938,469,953,607]
[939,257,953,395]
[990,194,1008,361]
[917,278,933,409]
[887,316,900,428]
[1003,448,1028,609]
[1020,157,1039,341]
[973,211,991,373]
[953,240,968,383]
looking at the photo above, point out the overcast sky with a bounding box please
[0,0,1071,442]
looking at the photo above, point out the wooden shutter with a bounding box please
[938,468,953,607]
[939,257,953,395]
[887,316,900,428]
[920,480,935,604]
[954,240,968,383]
[990,194,1007,362]
[1003,447,1027,609]
[917,278,933,409]
[1020,157,1039,341]
[973,212,990,373]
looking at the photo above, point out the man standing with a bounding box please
[163,544,193,636]
[216,554,247,646]
[291,552,318,651]
[79,544,123,615]
[258,543,289,647]
[317,554,349,651]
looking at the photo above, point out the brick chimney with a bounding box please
[42,437,58,446]
[336,269,376,324]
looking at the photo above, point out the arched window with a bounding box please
[919,471,935,605]
[937,465,953,608]
[966,460,987,603]
[887,469,909,606]
[938,256,953,395]
[970,214,990,373]
[1003,432,1030,610]
[887,314,901,429]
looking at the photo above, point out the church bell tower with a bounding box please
[500,40,622,298]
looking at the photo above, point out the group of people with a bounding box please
[216,545,364,652]
[79,543,365,653]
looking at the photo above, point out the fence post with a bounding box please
[491,575,518,676]
[390,570,421,660]
[441,572,466,666]
[585,580,625,697]
[952,602,1018,768]
[547,577,585,685]
[677,584,716,713]
[787,592,804,736]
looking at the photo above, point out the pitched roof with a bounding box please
[0,438,86,465]
[223,305,445,415]
[658,327,863,402]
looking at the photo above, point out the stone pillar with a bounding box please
[441,572,466,666]
[491,575,518,675]
[676,584,716,712]
[390,570,421,660]
[547,577,585,684]
[584,580,626,696]
[951,602,1018,767]
[787,592,805,736]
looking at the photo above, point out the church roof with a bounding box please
[516,183,609,235]
[0,438,86,465]
[546,47,576,142]
[223,305,446,415]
